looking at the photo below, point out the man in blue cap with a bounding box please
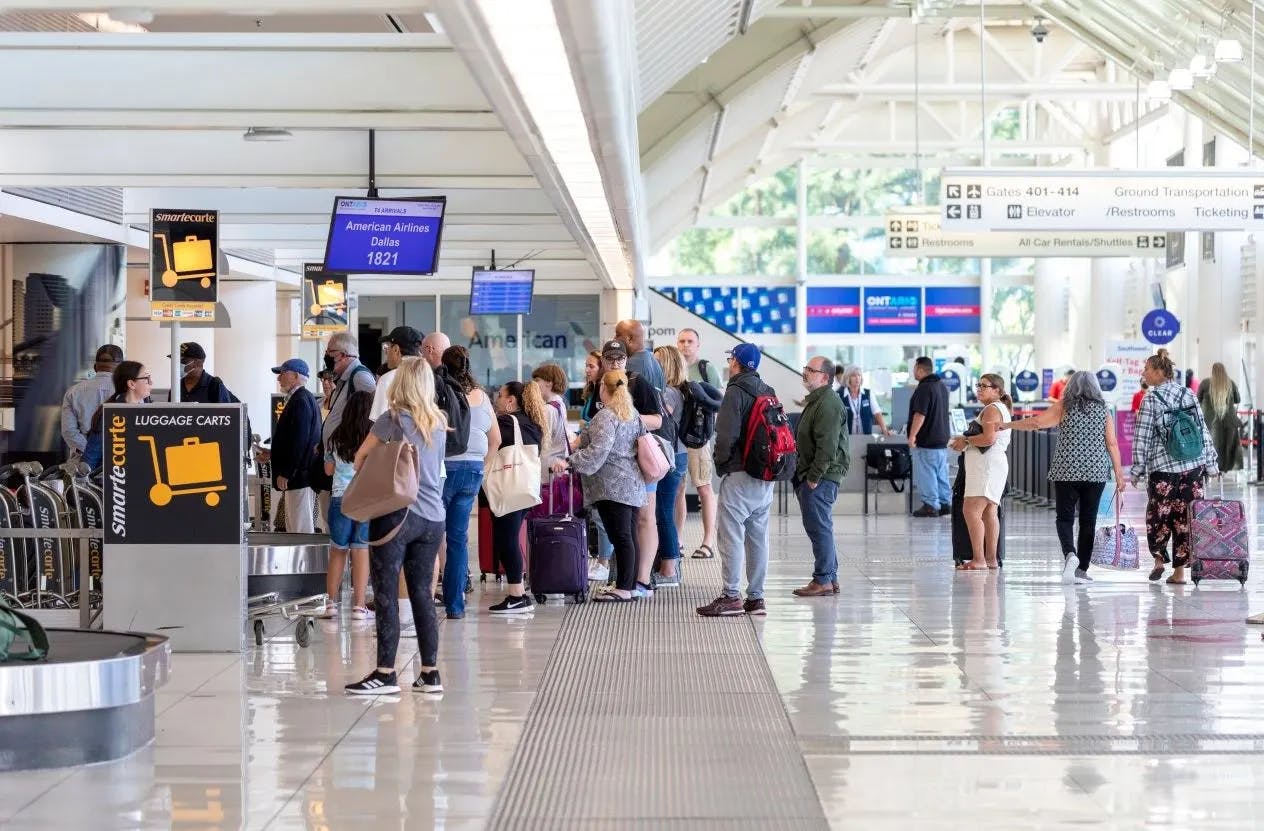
[270,358,322,533]
[698,342,778,618]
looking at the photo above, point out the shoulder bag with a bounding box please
[1090,488,1140,570]
[483,414,543,516]
[341,411,420,545]
[636,419,672,483]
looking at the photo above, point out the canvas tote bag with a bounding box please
[483,414,543,517]
[341,411,420,545]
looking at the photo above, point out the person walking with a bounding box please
[1130,349,1219,585]
[320,390,373,620]
[62,344,123,463]
[344,357,446,696]
[697,343,776,618]
[1197,362,1243,475]
[1002,371,1126,584]
[551,370,644,602]
[839,365,892,437]
[676,328,722,561]
[270,358,322,533]
[950,374,1012,570]
[651,345,689,587]
[791,356,849,597]
[907,356,952,517]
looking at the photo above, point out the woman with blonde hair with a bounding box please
[950,373,1012,570]
[553,370,645,601]
[1198,362,1242,474]
[487,379,550,614]
[345,357,448,696]
[652,345,689,586]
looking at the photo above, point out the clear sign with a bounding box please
[862,288,921,334]
[1096,368,1118,393]
[924,286,981,335]
[941,369,962,392]
[150,209,218,321]
[301,263,349,340]
[1015,371,1039,393]
[1141,308,1180,345]
[886,210,1167,258]
[941,169,1264,231]
[805,287,861,334]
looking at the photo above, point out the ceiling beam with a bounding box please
[762,4,1031,19]
[816,82,1143,100]
[0,1,432,13]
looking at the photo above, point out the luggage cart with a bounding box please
[247,591,327,648]
[139,435,227,507]
[10,464,74,609]
[64,472,104,611]
[153,232,214,289]
[0,485,20,608]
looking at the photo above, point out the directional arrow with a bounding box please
[946,205,962,219]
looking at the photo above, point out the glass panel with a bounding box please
[991,284,1035,336]
[740,287,797,334]
[663,227,796,276]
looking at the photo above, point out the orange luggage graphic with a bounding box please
[140,435,227,507]
[153,232,215,289]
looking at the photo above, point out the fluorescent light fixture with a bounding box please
[471,0,630,289]
[1189,53,1216,78]
[1146,79,1172,100]
[1215,38,1243,63]
[242,127,292,142]
[1168,67,1194,91]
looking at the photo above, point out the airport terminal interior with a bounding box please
[3,0,1264,828]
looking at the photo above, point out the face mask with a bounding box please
[323,354,337,372]
[181,361,197,378]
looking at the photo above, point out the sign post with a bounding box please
[103,403,245,652]
[150,209,219,322]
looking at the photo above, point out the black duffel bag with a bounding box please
[866,443,912,492]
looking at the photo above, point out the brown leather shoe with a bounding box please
[793,581,836,597]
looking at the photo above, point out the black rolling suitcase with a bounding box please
[950,462,1005,566]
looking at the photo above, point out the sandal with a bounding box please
[1148,565,1166,582]
[594,591,636,602]
[691,545,716,560]
[1165,576,1188,585]
[958,562,987,571]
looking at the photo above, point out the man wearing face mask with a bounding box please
[321,332,376,449]
[172,342,240,404]
[270,358,322,533]
[790,355,848,598]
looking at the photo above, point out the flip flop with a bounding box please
[1165,576,1188,585]
[594,591,636,602]
[691,545,716,560]
[957,562,987,571]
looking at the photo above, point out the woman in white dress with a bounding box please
[951,373,1012,570]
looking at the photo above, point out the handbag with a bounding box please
[550,399,583,511]
[636,422,671,483]
[1090,488,1140,570]
[483,414,543,517]
[963,419,990,454]
[340,412,420,545]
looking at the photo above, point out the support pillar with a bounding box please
[795,158,808,369]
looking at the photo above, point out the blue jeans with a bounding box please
[441,461,483,616]
[911,447,951,510]
[796,480,838,585]
[655,452,689,564]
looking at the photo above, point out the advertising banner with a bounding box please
[805,287,861,334]
[941,169,1264,232]
[924,286,981,334]
[102,404,243,546]
[1105,340,1153,400]
[150,209,218,321]
[270,394,286,440]
[863,287,921,334]
[1041,368,1054,398]
[301,263,349,340]
[885,209,1167,258]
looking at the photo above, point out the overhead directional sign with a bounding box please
[941,169,1264,232]
[885,210,1167,258]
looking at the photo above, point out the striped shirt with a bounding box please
[1130,380,1220,478]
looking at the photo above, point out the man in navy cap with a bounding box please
[173,341,240,404]
[270,358,322,533]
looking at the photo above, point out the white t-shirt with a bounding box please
[369,368,397,421]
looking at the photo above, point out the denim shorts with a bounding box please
[328,497,369,549]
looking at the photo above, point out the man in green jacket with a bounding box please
[793,355,850,597]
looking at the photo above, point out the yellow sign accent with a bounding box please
[139,435,227,507]
[153,233,214,289]
[315,280,346,309]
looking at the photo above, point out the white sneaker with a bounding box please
[317,603,338,619]
[588,561,610,583]
[1073,569,1094,585]
[351,606,374,621]
[1061,554,1078,584]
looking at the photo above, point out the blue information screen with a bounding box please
[806,287,861,334]
[323,196,446,275]
[924,287,981,334]
[863,287,922,334]
[470,269,535,315]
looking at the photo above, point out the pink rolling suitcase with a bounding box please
[1189,482,1249,586]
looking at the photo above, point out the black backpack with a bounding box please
[434,369,471,456]
[865,443,912,492]
[679,381,721,449]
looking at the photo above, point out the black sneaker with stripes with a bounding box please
[345,670,400,696]
[413,669,443,694]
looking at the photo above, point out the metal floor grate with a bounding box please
[488,558,828,829]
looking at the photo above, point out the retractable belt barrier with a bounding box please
[1005,428,1059,507]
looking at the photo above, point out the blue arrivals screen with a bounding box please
[924,287,981,334]
[470,269,535,315]
[323,196,447,275]
[863,287,922,334]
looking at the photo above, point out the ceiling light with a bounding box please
[1146,79,1172,101]
[242,127,292,142]
[1215,38,1243,63]
[1189,53,1216,78]
[107,7,154,24]
[1168,67,1194,91]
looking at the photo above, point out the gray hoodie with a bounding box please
[714,370,772,475]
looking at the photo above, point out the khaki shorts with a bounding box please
[687,444,715,488]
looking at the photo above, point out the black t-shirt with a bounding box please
[908,374,951,449]
[497,411,543,450]
[595,373,659,417]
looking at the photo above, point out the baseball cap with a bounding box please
[601,339,628,360]
[381,326,423,348]
[94,344,123,365]
[168,342,206,361]
[728,343,761,371]
[272,358,310,377]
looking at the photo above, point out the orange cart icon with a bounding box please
[153,232,215,289]
[139,435,227,507]
[309,279,346,315]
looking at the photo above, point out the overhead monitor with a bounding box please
[469,268,535,315]
[322,196,447,275]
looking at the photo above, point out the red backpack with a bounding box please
[741,394,798,481]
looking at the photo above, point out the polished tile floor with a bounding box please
[5,486,1264,829]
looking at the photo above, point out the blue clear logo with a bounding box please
[1141,309,1180,346]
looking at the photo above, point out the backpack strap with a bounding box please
[698,359,711,385]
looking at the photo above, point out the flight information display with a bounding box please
[470,268,535,315]
[323,196,447,275]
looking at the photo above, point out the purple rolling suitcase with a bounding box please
[1189,482,1250,586]
[527,473,589,604]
